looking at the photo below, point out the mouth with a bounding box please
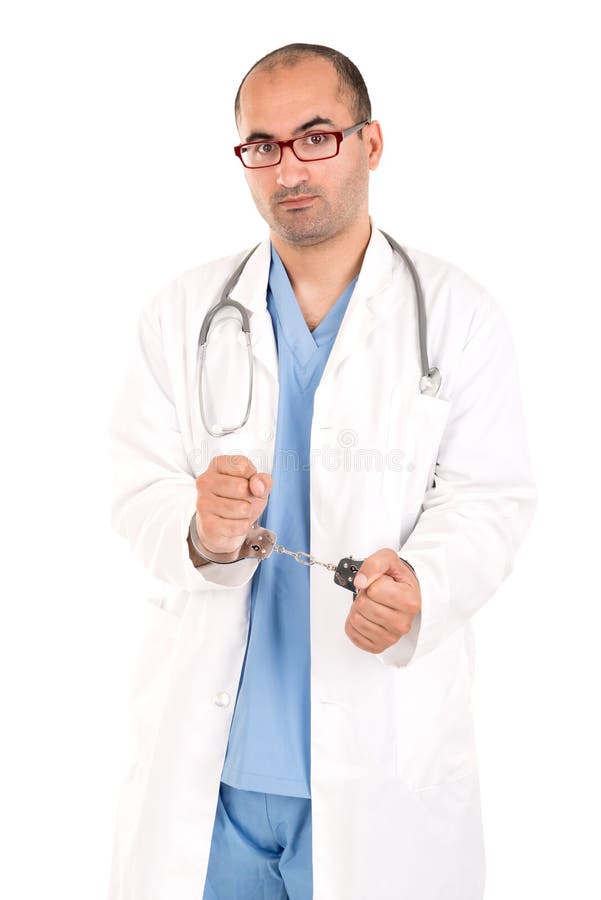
[278,195,317,208]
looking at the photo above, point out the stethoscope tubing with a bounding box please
[198,231,440,437]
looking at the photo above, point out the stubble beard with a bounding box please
[250,170,369,248]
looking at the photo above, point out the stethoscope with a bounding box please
[198,230,441,438]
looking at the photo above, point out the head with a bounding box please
[234,44,383,247]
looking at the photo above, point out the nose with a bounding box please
[275,145,311,188]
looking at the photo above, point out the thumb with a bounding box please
[250,472,272,498]
[353,549,401,590]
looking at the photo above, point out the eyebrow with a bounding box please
[243,116,337,144]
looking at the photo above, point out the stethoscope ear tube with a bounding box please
[198,335,254,437]
[198,245,259,436]
[379,230,440,396]
[198,244,259,345]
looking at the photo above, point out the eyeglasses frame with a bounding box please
[233,119,371,169]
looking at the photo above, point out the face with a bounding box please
[236,57,383,247]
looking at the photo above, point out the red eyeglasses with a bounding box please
[234,120,370,169]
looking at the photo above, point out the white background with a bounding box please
[1,1,599,897]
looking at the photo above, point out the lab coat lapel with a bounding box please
[228,237,279,384]
[227,226,395,387]
[318,225,394,387]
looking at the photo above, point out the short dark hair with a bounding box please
[234,43,372,126]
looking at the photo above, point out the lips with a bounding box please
[279,195,316,207]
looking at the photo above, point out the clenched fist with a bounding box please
[192,455,273,557]
[344,549,421,654]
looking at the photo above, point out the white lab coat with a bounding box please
[107,224,536,900]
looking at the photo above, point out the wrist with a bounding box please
[188,513,241,565]
[187,528,210,567]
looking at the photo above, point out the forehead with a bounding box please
[237,57,353,136]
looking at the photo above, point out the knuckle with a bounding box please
[229,454,245,471]
[210,454,227,471]
[195,471,209,490]
[222,457,238,476]
[237,454,256,475]
[404,597,420,616]
[220,454,246,476]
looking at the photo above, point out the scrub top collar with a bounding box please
[267,243,358,369]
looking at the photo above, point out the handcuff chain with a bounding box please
[273,544,337,572]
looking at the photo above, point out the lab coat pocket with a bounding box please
[381,388,451,537]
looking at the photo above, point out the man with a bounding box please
[107,44,536,900]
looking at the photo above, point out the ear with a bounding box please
[365,120,384,171]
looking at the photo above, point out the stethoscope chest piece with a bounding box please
[419,367,442,397]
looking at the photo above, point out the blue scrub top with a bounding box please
[220,245,357,798]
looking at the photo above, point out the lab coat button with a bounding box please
[214,692,231,707]
[259,426,274,441]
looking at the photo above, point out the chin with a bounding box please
[272,216,335,247]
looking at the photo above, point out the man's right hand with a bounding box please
[193,455,273,556]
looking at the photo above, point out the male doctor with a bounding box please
[107,43,537,900]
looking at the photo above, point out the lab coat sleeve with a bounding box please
[378,298,537,668]
[106,290,259,592]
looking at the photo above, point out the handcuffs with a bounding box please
[189,515,416,599]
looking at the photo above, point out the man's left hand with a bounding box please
[344,549,421,654]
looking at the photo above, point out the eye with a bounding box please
[307,133,326,145]
[257,142,276,154]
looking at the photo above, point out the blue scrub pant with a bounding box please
[202,782,313,899]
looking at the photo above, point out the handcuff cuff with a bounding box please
[189,514,417,599]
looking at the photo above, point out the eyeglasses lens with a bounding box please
[241,133,338,168]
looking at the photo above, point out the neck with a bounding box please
[270,216,372,328]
